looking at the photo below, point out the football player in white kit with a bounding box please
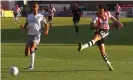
[20,3,49,69]
[78,5,123,71]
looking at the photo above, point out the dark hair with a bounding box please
[32,2,38,6]
[98,5,105,9]
[98,4,107,11]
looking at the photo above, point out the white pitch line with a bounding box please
[1,52,133,64]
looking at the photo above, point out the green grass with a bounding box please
[1,17,133,80]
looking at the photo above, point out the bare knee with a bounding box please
[98,44,106,55]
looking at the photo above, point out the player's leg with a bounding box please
[25,45,31,56]
[29,35,41,69]
[97,41,114,71]
[25,36,32,56]
[29,42,37,69]
[78,30,109,51]
[16,14,20,23]
[14,13,17,23]
[78,33,101,51]
[73,19,79,35]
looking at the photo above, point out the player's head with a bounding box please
[50,4,52,8]
[32,2,39,14]
[16,5,18,8]
[116,3,119,6]
[97,5,106,15]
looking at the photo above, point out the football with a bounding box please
[9,66,19,76]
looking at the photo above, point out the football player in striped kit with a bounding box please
[20,3,49,69]
[48,4,56,27]
[115,3,121,21]
[78,5,123,71]
[13,5,21,23]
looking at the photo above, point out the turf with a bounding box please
[1,17,133,80]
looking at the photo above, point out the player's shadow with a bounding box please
[1,21,133,45]
[1,67,109,74]
[20,69,108,73]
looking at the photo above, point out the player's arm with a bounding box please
[90,15,98,30]
[42,18,49,35]
[20,18,28,29]
[109,11,123,29]
[53,7,56,12]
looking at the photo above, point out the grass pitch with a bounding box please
[1,17,133,80]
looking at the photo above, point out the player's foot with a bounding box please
[106,61,114,71]
[78,42,83,51]
[76,32,79,36]
[28,65,34,70]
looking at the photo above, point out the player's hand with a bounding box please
[20,25,24,29]
[116,21,123,29]
[44,30,48,35]
[117,22,123,29]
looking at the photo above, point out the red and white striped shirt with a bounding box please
[91,11,112,30]
[13,6,21,14]
[48,7,56,16]
[115,5,121,13]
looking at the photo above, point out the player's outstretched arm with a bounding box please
[20,18,28,29]
[20,22,28,29]
[110,16,123,29]
[44,23,49,35]
[42,17,49,35]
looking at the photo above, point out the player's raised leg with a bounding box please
[25,45,31,56]
[78,33,101,51]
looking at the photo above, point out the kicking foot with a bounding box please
[78,42,83,51]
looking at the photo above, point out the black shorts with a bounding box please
[95,29,109,46]
[73,18,80,23]
[116,12,119,15]
[48,16,53,21]
[95,29,109,39]
[14,13,18,17]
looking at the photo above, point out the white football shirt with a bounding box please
[27,13,47,35]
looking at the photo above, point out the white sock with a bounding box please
[82,43,89,49]
[14,18,16,22]
[16,17,19,22]
[30,52,35,67]
[106,60,111,65]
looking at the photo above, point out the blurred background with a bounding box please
[0,0,133,18]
